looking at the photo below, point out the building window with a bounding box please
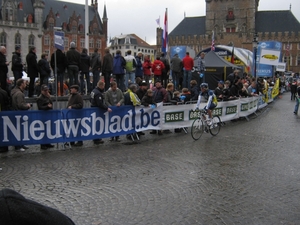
[0,33,6,46]
[44,35,50,46]
[226,27,235,33]
[72,21,77,33]
[4,2,14,21]
[126,45,130,49]
[45,50,50,55]
[125,37,130,44]
[28,34,35,47]
[80,38,85,48]
[79,24,84,33]
[64,37,69,48]
[96,40,101,49]
[297,56,300,66]
[15,33,21,48]
[134,46,136,49]
[49,18,54,30]
[89,39,94,48]
[284,56,292,66]
[72,35,77,43]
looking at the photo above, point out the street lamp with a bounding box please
[252,33,258,79]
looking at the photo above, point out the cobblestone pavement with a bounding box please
[1,93,300,225]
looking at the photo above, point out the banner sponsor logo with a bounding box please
[241,103,249,111]
[212,107,222,116]
[226,106,237,115]
[165,111,184,122]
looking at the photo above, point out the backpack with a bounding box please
[113,56,125,75]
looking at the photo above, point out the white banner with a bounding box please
[276,62,286,72]
[259,49,281,66]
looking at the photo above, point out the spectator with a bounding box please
[227,69,240,88]
[182,52,194,89]
[36,85,54,150]
[214,80,224,100]
[90,48,101,91]
[26,46,39,97]
[37,53,51,89]
[11,46,24,88]
[230,77,242,98]
[0,82,10,152]
[240,82,250,97]
[0,46,9,93]
[105,81,124,142]
[190,80,199,101]
[102,48,113,91]
[248,80,259,96]
[160,52,170,88]
[135,52,144,81]
[141,89,156,107]
[165,83,175,103]
[79,48,90,94]
[290,78,297,101]
[124,50,137,89]
[67,85,83,147]
[181,88,191,103]
[172,91,182,104]
[170,53,182,90]
[222,80,233,101]
[293,80,300,115]
[197,52,205,82]
[113,50,126,92]
[50,47,67,96]
[136,80,148,100]
[66,42,81,87]
[91,80,112,144]
[142,54,152,87]
[152,56,165,83]
[11,78,32,151]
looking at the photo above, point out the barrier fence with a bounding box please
[1,94,275,146]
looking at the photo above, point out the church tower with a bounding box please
[205,0,259,36]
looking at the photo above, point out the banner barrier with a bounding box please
[0,95,276,146]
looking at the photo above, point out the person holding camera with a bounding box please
[11,78,32,151]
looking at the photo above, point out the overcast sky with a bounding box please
[62,0,300,45]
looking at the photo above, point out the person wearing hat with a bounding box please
[36,84,54,150]
[67,84,83,147]
[11,46,24,88]
[136,80,148,100]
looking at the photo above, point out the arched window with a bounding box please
[4,1,14,21]
[89,39,94,48]
[96,39,101,49]
[44,35,50,46]
[49,18,54,30]
[0,32,7,46]
[15,33,21,48]
[28,34,35,48]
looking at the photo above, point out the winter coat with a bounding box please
[10,86,29,110]
[142,59,152,76]
[37,94,53,110]
[26,51,39,78]
[102,53,113,74]
[182,55,194,71]
[113,54,126,75]
[90,52,101,72]
[38,58,51,76]
[152,60,165,76]
[135,56,143,78]
[66,48,81,69]
[90,87,108,110]
[141,95,156,107]
[170,56,182,73]
[50,49,67,74]
[11,52,23,72]
[80,53,90,73]
[67,92,83,109]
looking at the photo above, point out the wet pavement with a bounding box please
[0,92,299,225]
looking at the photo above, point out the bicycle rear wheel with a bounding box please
[209,116,221,136]
[191,118,204,140]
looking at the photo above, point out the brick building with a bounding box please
[0,0,107,76]
[156,0,300,73]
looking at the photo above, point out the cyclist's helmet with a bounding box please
[200,83,208,89]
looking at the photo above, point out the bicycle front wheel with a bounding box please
[191,118,204,140]
[209,116,221,136]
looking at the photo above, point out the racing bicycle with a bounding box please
[191,109,223,140]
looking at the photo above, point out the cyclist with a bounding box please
[195,83,218,125]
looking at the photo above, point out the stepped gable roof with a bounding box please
[43,0,103,32]
[256,10,300,33]
[169,16,206,37]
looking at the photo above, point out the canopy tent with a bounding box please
[192,51,238,90]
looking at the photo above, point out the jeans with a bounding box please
[116,74,125,92]
[294,98,299,114]
[80,72,90,94]
[125,72,135,89]
[92,70,100,90]
[103,71,111,91]
[67,65,79,87]
[183,70,192,89]
[172,71,180,90]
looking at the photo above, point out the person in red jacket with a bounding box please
[142,54,152,87]
[182,52,194,89]
[152,56,165,83]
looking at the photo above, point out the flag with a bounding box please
[156,17,160,27]
[246,51,251,72]
[211,31,215,51]
[231,45,235,64]
[161,8,168,53]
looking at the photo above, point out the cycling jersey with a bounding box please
[196,89,218,109]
